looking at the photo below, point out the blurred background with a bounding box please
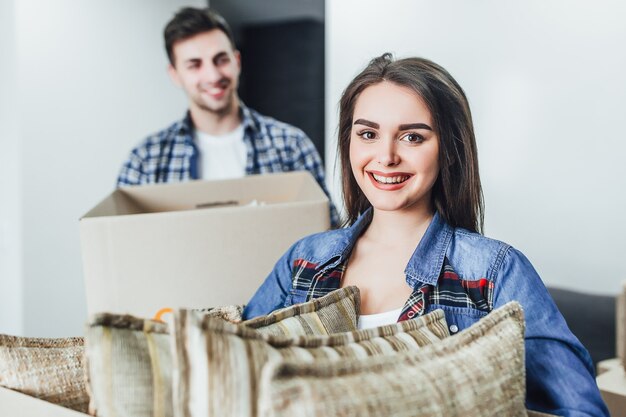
[1,0,625,338]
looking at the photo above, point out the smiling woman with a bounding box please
[348,82,440,218]
[243,53,609,416]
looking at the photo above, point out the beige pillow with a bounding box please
[257,301,526,417]
[171,303,449,417]
[243,285,360,336]
[84,314,169,417]
[0,334,88,412]
[192,304,245,324]
[84,304,245,417]
[85,287,360,417]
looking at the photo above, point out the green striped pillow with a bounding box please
[171,304,449,417]
[258,302,526,417]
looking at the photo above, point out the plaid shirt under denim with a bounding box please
[117,104,339,227]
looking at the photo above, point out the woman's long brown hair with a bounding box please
[338,53,484,233]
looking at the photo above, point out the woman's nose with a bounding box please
[376,139,400,166]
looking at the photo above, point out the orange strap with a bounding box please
[153,307,173,322]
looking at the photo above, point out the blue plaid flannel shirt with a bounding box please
[117,104,339,227]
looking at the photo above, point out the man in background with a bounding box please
[117,7,338,226]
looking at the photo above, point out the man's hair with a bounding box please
[338,53,484,233]
[164,7,236,66]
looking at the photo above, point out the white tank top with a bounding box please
[195,125,246,180]
[357,307,403,330]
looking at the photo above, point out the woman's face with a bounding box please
[349,81,439,215]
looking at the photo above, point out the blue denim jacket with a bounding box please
[244,209,608,416]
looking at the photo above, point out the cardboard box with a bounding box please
[0,172,330,416]
[79,171,330,318]
[597,366,626,416]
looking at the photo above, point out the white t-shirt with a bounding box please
[195,125,247,180]
[357,307,403,330]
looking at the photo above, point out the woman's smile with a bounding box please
[368,171,413,190]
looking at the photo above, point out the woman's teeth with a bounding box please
[372,173,410,184]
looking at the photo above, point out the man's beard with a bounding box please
[195,92,235,117]
[194,79,236,117]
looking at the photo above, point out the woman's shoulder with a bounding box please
[451,227,511,252]
[288,226,353,264]
[447,226,527,278]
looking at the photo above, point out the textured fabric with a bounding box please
[243,286,360,337]
[258,301,526,417]
[84,305,243,417]
[244,208,609,417]
[193,304,245,324]
[116,104,339,227]
[171,305,449,417]
[85,314,170,417]
[84,291,356,417]
[0,334,88,412]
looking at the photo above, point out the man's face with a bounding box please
[168,30,241,116]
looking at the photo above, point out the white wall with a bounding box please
[0,0,23,336]
[326,0,626,294]
[3,0,205,337]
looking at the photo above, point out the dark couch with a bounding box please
[548,286,616,367]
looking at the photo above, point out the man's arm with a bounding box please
[116,148,146,187]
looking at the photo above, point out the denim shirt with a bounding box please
[244,209,608,417]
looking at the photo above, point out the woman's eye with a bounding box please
[358,131,376,140]
[402,133,424,143]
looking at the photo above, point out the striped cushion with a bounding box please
[85,314,170,417]
[243,285,360,336]
[258,301,526,417]
[84,305,244,417]
[171,305,449,417]
[84,287,360,417]
[0,334,87,412]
